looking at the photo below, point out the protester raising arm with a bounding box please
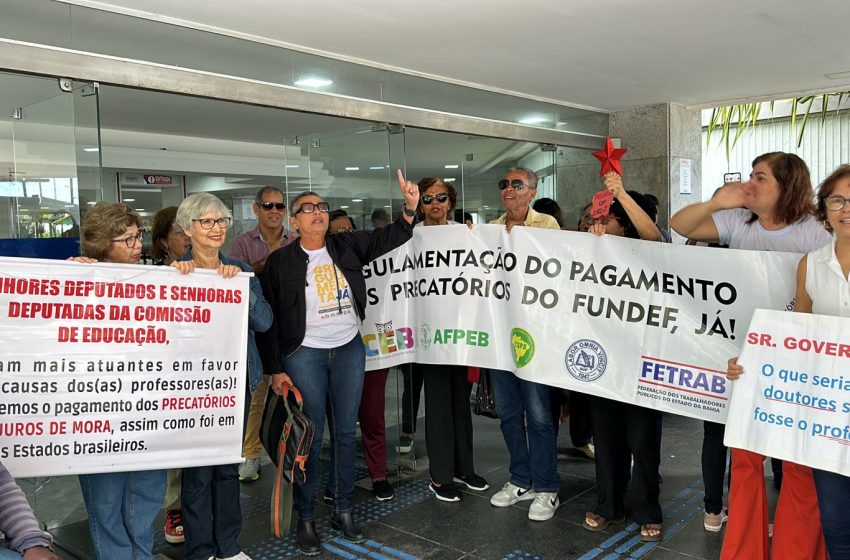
[602,174,661,241]
[670,181,752,242]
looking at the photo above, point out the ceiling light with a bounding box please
[64,204,75,208]
[285,164,299,169]
[345,166,360,171]
[351,198,363,202]
[519,116,547,125]
[384,205,391,208]
[483,205,490,209]
[123,198,135,202]
[82,147,100,152]
[39,206,49,210]
[136,208,146,212]
[444,164,459,169]
[340,205,349,209]
[443,178,456,182]
[87,201,97,205]
[369,166,385,170]
[294,77,333,88]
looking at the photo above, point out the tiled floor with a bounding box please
[21,392,781,560]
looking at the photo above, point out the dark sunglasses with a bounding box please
[498,179,532,191]
[294,201,330,215]
[259,201,286,211]
[421,193,450,205]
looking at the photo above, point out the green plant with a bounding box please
[706,92,850,158]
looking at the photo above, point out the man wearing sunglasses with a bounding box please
[488,166,562,522]
[229,185,297,484]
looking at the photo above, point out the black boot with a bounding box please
[330,511,365,543]
[297,520,322,556]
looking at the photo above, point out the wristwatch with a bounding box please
[402,207,417,217]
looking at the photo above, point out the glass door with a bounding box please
[7,77,100,257]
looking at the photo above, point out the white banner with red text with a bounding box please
[0,258,249,477]
[724,309,850,476]
[362,225,807,423]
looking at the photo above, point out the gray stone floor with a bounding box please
[14,375,781,559]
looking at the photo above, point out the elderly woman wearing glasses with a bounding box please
[258,171,419,556]
[171,193,273,560]
[70,203,166,560]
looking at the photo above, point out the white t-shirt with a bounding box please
[806,240,850,317]
[302,247,359,349]
[712,208,832,252]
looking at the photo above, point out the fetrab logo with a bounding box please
[565,339,607,382]
[511,328,535,368]
[363,320,414,357]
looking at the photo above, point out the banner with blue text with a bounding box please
[0,258,250,477]
[362,225,805,423]
[724,309,850,476]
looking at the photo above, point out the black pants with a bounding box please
[419,363,475,485]
[702,421,728,514]
[589,396,661,524]
[401,364,424,435]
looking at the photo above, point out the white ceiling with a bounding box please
[76,0,850,112]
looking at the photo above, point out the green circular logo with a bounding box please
[510,328,535,368]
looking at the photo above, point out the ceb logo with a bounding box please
[363,320,414,357]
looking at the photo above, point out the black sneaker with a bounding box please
[372,479,394,502]
[429,481,460,502]
[453,473,490,491]
[396,435,413,454]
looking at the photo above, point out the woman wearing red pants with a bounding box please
[672,151,831,559]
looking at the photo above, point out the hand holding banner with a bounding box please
[724,309,850,476]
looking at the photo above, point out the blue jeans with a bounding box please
[282,335,366,520]
[78,469,166,560]
[813,468,850,560]
[181,384,251,560]
[0,546,22,559]
[490,370,559,492]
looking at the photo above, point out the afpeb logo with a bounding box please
[510,328,535,368]
[565,339,607,382]
[419,323,433,350]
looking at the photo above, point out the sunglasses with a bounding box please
[259,201,286,211]
[498,179,532,191]
[294,201,330,215]
[421,193,449,205]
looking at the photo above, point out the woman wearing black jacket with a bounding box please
[258,171,419,556]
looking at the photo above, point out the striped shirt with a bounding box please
[0,461,52,553]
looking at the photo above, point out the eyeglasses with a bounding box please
[112,231,144,247]
[498,179,533,191]
[193,217,232,229]
[421,193,449,205]
[825,196,850,212]
[259,201,286,211]
[294,202,330,215]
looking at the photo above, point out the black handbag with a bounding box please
[474,369,498,419]
[260,385,316,538]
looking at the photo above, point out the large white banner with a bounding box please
[0,258,249,477]
[362,225,803,423]
[725,309,850,476]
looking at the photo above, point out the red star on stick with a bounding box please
[592,136,628,177]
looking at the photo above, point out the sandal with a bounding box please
[583,512,626,532]
[640,523,663,542]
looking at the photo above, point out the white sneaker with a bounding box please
[238,458,261,482]
[576,443,595,459]
[528,492,559,521]
[217,553,253,560]
[490,482,536,507]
